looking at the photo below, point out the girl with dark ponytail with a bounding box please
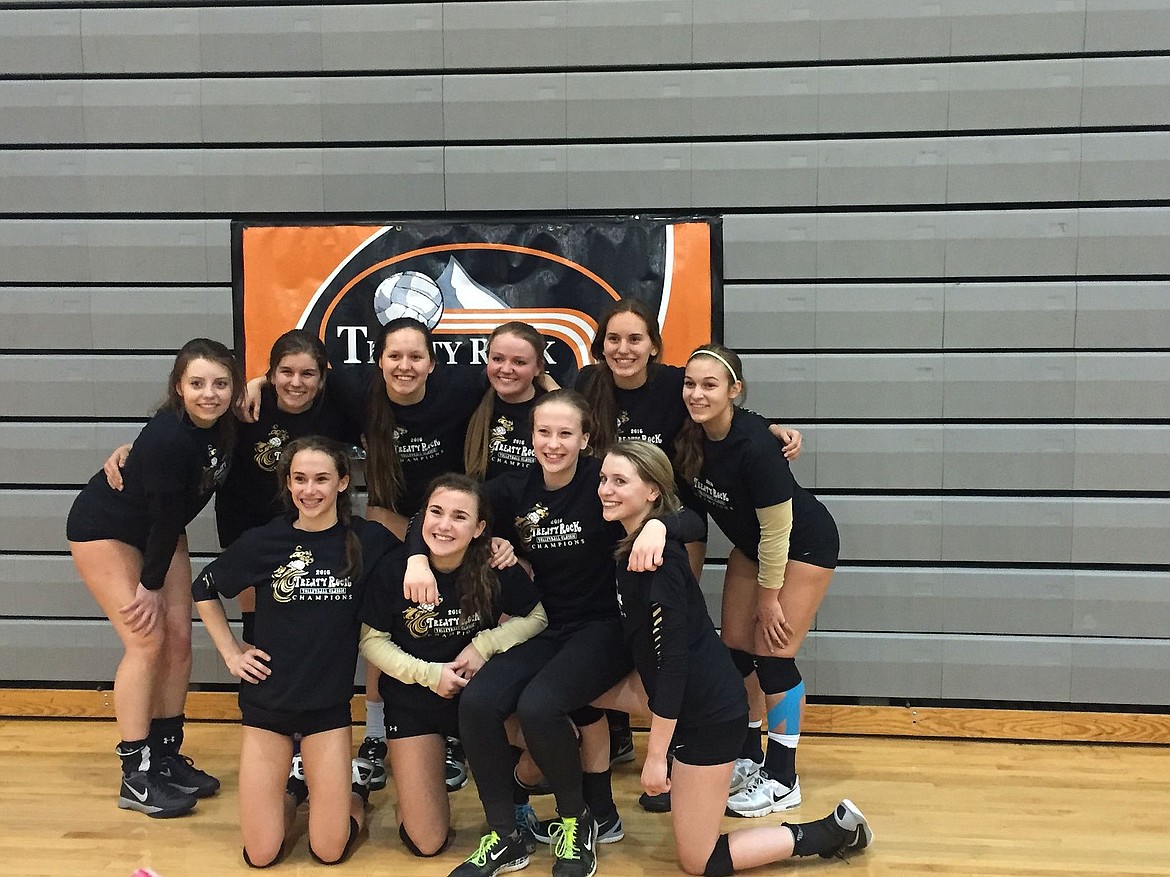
[192,436,402,868]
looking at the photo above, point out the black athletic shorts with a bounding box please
[241,702,353,738]
[386,695,460,740]
[65,496,149,553]
[669,715,748,767]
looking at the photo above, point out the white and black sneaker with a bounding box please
[725,772,774,818]
[351,757,373,804]
[286,753,308,805]
[118,769,197,818]
[357,736,387,791]
[156,753,220,799]
[757,769,801,812]
[445,736,468,792]
[825,799,873,857]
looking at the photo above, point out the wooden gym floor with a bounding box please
[1,719,1168,877]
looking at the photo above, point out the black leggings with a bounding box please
[458,619,633,833]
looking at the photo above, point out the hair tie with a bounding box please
[688,349,740,384]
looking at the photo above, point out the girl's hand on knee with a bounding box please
[437,663,469,699]
[452,644,486,679]
[120,584,165,636]
[755,592,792,652]
[641,756,671,796]
[227,648,271,684]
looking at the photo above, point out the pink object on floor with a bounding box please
[130,870,161,877]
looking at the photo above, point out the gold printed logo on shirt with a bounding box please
[254,425,290,472]
[490,416,513,450]
[404,601,442,638]
[272,545,313,603]
[514,503,550,548]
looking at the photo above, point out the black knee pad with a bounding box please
[241,843,284,869]
[309,817,360,865]
[399,822,450,858]
[570,705,605,727]
[755,656,800,695]
[703,833,734,877]
[728,649,756,679]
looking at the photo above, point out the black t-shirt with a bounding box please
[68,408,231,590]
[617,540,745,726]
[574,363,688,451]
[361,557,540,711]
[192,515,401,713]
[330,362,483,515]
[483,395,539,481]
[485,456,625,629]
[215,383,361,547]
[684,407,817,562]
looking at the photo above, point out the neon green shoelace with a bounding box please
[551,817,580,860]
[467,831,501,866]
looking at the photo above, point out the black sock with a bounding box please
[512,779,532,805]
[785,814,847,858]
[605,710,631,735]
[116,739,150,775]
[582,770,614,820]
[739,721,764,762]
[150,714,184,759]
[763,741,796,786]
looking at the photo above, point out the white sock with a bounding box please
[365,699,386,740]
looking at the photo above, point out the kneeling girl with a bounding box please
[360,474,547,859]
[193,437,401,867]
[598,441,871,876]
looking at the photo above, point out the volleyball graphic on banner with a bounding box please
[373,271,444,328]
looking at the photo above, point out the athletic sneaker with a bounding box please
[729,757,760,795]
[118,769,197,818]
[351,758,372,803]
[725,772,775,818]
[156,753,220,798]
[357,736,387,791]
[514,803,539,854]
[534,809,623,845]
[447,830,530,877]
[755,769,802,812]
[286,753,308,805]
[609,728,635,765]
[823,799,873,858]
[549,811,598,877]
[637,790,670,813]
[446,736,468,792]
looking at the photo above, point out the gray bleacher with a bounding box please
[1,1,1168,708]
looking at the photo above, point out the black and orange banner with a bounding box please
[232,218,721,383]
